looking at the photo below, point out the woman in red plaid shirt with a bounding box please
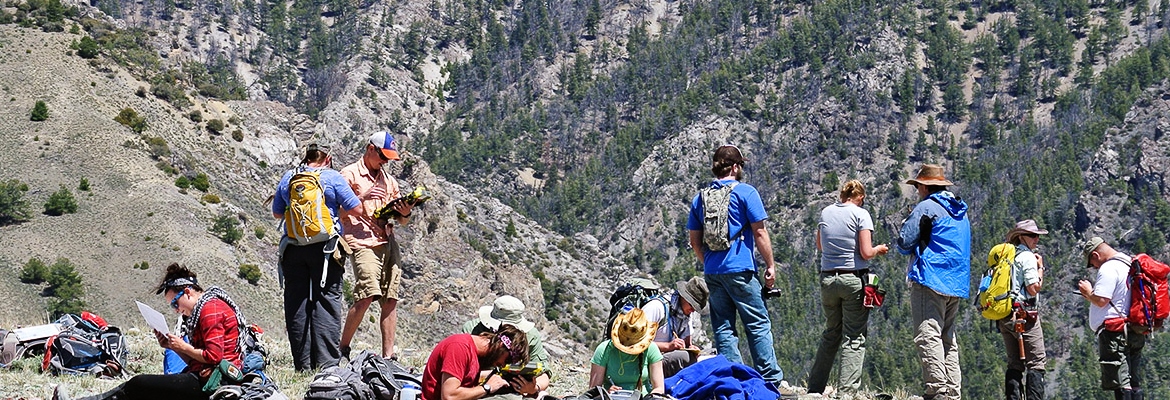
[53,264,247,400]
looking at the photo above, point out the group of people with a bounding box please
[49,138,1152,400]
[685,145,1147,400]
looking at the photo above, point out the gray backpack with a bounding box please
[700,181,740,251]
[304,366,375,400]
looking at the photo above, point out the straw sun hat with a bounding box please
[610,308,658,355]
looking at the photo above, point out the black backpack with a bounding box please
[304,366,376,400]
[605,278,664,336]
[349,351,422,400]
[41,314,126,377]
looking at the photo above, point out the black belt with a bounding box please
[821,269,868,276]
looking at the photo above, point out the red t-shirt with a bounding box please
[422,334,480,400]
[185,298,242,377]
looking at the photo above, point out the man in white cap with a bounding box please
[461,296,550,398]
[1000,219,1049,400]
[640,276,709,378]
[339,131,414,359]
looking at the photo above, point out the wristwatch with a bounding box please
[482,383,492,394]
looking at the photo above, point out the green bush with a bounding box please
[43,185,78,216]
[19,257,49,283]
[30,100,48,121]
[192,173,210,192]
[201,193,220,203]
[0,179,32,225]
[175,176,191,189]
[134,261,150,270]
[238,264,261,285]
[188,110,202,122]
[253,226,265,239]
[114,107,147,133]
[210,213,242,244]
[78,177,90,191]
[144,135,170,159]
[45,258,85,317]
[206,119,224,134]
[231,129,243,142]
[76,36,98,58]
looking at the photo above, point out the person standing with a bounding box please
[896,164,971,400]
[808,180,889,397]
[1078,237,1145,400]
[272,144,361,371]
[686,144,784,386]
[1000,220,1049,400]
[641,276,709,378]
[339,132,413,360]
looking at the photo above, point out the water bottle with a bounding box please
[399,383,421,400]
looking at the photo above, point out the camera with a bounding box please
[762,286,782,299]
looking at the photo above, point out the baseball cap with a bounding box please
[369,131,400,160]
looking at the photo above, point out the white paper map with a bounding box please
[136,301,169,335]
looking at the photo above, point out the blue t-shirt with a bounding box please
[271,167,361,236]
[686,179,768,275]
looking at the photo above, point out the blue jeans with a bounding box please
[705,271,783,382]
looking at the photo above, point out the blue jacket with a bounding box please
[897,191,972,298]
[665,356,779,400]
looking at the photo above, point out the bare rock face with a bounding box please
[1079,82,1170,243]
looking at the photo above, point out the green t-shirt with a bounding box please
[460,319,551,368]
[590,340,663,394]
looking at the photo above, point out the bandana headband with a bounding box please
[165,277,197,288]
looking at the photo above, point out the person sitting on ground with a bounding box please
[421,324,529,400]
[54,263,247,400]
[460,296,550,398]
[588,308,666,396]
[640,276,709,378]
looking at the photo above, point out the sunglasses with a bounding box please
[170,290,184,310]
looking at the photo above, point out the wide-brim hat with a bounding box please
[610,308,658,355]
[479,295,535,332]
[904,164,953,187]
[676,276,709,313]
[1006,219,1049,242]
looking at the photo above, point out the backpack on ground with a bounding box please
[349,350,422,400]
[304,365,375,400]
[240,324,269,376]
[977,243,1017,320]
[284,168,337,245]
[605,278,665,336]
[0,329,16,367]
[41,312,126,377]
[1125,254,1170,331]
[699,181,740,251]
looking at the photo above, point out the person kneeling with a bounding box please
[422,324,529,400]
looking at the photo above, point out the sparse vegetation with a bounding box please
[206,118,224,134]
[133,261,150,270]
[238,264,261,284]
[192,173,210,192]
[201,193,220,203]
[0,179,32,225]
[114,107,147,133]
[209,213,242,244]
[29,100,48,121]
[19,258,49,283]
[187,110,202,122]
[231,129,243,142]
[43,185,78,216]
[78,177,90,191]
[253,227,265,239]
[175,176,191,189]
[76,36,99,58]
[45,258,85,317]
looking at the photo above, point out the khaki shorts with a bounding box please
[350,238,402,302]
